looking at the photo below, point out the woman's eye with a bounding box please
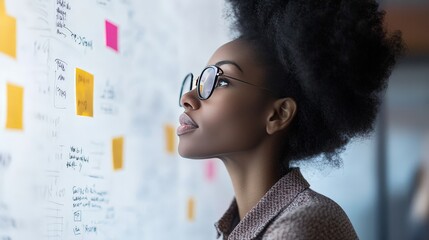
[217,78,230,87]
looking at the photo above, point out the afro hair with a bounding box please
[225,0,404,166]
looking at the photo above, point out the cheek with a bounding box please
[206,101,261,140]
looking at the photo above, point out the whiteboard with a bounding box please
[0,0,234,239]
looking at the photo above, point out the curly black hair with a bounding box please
[225,0,404,166]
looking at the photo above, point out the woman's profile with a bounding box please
[177,0,403,239]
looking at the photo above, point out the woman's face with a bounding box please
[178,39,273,159]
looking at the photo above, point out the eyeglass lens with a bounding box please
[199,67,216,99]
[179,73,193,106]
[179,67,220,106]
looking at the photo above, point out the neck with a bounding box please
[220,140,287,220]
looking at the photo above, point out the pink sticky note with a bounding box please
[105,20,118,52]
[204,160,216,182]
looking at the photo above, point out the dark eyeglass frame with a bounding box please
[179,65,273,106]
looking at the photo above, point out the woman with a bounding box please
[177,0,403,239]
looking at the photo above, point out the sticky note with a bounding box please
[164,124,175,154]
[112,136,124,171]
[75,68,94,117]
[105,20,118,52]
[204,160,216,182]
[0,0,5,14]
[0,14,17,59]
[187,197,195,221]
[6,83,24,130]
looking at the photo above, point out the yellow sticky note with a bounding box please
[6,83,24,130]
[0,0,5,14]
[0,14,17,59]
[75,68,94,117]
[112,136,124,171]
[187,197,195,222]
[164,124,175,154]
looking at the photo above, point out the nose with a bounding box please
[180,89,201,111]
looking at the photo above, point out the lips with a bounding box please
[177,113,199,136]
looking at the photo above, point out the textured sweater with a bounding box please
[214,168,359,240]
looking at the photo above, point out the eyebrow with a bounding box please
[214,60,243,73]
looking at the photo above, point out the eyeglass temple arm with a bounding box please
[216,72,273,93]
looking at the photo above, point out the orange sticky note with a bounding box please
[0,14,17,59]
[112,136,124,171]
[164,124,175,154]
[0,0,5,14]
[75,68,94,117]
[6,82,24,130]
[187,197,195,221]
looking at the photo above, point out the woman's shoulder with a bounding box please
[262,188,359,240]
[284,188,346,212]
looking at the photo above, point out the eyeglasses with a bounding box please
[179,65,272,106]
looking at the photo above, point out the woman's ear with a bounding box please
[266,98,297,135]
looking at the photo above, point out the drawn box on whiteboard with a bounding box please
[74,210,82,222]
[75,68,94,117]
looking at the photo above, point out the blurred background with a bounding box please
[0,0,428,240]
[304,1,429,239]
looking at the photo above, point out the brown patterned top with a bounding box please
[214,168,359,240]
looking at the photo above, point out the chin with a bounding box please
[178,149,194,159]
[178,143,215,160]
[178,144,198,159]
[178,150,207,160]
